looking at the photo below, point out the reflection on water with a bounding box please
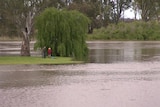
[1,41,160,107]
[88,41,160,63]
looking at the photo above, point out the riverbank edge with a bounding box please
[0,63,85,72]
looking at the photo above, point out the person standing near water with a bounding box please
[48,47,52,57]
[42,46,47,58]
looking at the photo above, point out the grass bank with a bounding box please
[0,56,83,65]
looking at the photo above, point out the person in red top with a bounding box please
[48,47,52,57]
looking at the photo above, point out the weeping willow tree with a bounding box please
[35,8,90,61]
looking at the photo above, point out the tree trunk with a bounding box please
[21,30,30,56]
[20,12,33,56]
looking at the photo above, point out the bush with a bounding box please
[88,21,160,41]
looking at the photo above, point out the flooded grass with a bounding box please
[0,56,83,65]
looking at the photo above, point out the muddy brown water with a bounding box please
[1,41,160,107]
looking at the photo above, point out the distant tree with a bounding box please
[0,0,19,37]
[67,2,97,31]
[69,0,132,26]
[131,1,139,20]
[108,0,132,24]
[135,0,160,21]
[35,8,90,61]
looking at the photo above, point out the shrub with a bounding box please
[88,21,160,41]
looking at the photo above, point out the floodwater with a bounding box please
[1,41,160,107]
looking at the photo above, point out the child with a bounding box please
[48,47,52,57]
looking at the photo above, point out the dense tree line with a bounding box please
[0,0,160,56]
[1,0,160,37]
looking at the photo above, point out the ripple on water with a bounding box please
[0,61,160,107]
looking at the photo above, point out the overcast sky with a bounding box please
[124,8,141,19]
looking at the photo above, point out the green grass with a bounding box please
[0,56,83,65]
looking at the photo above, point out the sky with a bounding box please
[124,8,141,19]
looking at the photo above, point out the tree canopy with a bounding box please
[135,0,160,21]
[35,8,90,61]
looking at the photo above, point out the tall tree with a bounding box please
[70,0,132,26]
[109,0,132,24]
[0,0,42,56]
[67,2,98,30]
[35,8,90,60]
[0,0,66,56]
[131,0,139,20]
[135,0,160,21]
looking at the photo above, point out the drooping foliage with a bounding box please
[35,8,90,61]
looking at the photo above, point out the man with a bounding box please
[42,46,47,58]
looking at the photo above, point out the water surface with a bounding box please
[1,41,160,107]
[88,41,160,63]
